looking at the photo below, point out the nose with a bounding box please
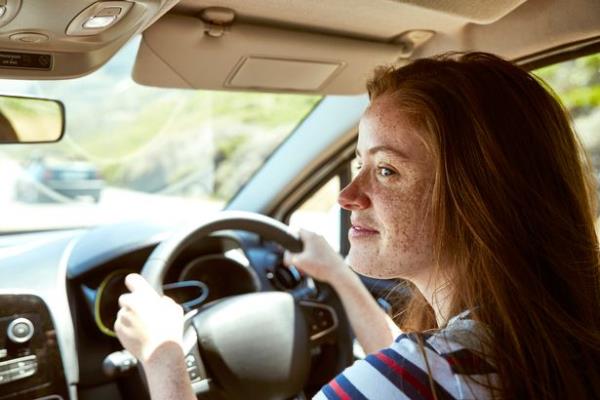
[338,175,370,211]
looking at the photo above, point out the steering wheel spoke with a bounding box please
[299,300,339,344]
[182,311,207,381]
[182,313,226,398]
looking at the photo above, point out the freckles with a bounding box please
[382,177,431,254]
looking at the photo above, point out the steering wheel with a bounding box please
[140,211,353,400]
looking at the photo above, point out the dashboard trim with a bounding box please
[93,268,135,338]
[178,250,262,294]
[0,233,80,400]
[57,236,80,398]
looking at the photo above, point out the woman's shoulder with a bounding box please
[314,312,498,400]
[415,309,496,370]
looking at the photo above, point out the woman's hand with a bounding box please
[283,229,350,284]
[114,273,184,364]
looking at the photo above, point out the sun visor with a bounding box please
[132,14,413,94]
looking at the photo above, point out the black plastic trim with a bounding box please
[516,35,600,71]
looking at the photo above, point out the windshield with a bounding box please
[0,38,321,232]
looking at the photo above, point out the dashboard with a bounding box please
[0,220,358,400]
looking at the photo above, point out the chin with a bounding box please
[347,249,398,279]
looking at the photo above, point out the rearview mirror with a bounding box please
[0,95,65,143]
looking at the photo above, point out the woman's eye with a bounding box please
[377,167,395,177]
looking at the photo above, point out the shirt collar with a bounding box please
[446,309,473,326]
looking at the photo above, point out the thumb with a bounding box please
[124,273,159,298]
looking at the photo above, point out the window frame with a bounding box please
[283,158,353,256]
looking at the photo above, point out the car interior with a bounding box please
[0,0,598,399]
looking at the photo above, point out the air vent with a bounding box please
[269,265,303,290]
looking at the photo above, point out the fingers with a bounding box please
[284,230,309,265]
[118,293,133,309]
[119,291,180,320]
[161,295,180,309]
[115,307,131,329]
[298,228,324,244]
[297,228,312,241]
[283,229,322,266]
[118,293,145,310]
[283,250,296,266]
[284,229,306,266]
[124,273,158,298]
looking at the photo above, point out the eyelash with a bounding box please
[377,167,395,177]
[354,163,396,178]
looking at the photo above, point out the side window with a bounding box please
[288,176,342,252]
[288,157,358,255]
[535,52,600,200]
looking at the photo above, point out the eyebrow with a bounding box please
[355,145,410,160]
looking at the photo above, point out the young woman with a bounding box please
[115,52,600,399]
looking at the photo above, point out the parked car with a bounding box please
[0,1,597,400]
[14,157,103,203]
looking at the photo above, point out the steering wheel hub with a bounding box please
[192,292,311,399]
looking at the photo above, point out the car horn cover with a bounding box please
[193,292,311,399]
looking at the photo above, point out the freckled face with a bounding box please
[338,94,435,280]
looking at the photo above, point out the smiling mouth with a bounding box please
[349,225,379,238]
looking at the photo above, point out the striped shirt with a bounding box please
[314,311,498,400]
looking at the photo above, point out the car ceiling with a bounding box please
[0,0,178,79]
[174,0,523,40]
[0,0,597,94]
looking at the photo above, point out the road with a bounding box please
[0,157,223,232]
[0,156,338,248]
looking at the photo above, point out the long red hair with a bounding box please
[367,52,600,399]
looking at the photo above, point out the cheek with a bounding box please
[347,176,434,279]
[379,179,433,250]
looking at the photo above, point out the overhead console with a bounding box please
[0,294,68,400]
[0,0,180,79]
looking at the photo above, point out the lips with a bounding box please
[349,218,379,238]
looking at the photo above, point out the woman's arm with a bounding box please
[333,268,401,353]
[284,229,399,354]
[115,274,195,400]
[329,265,399,353]
[143,343,196,400]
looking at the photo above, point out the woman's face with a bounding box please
[338,93,435,280]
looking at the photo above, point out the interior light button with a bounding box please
[83,15,117,29]
[67,1,133,36]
